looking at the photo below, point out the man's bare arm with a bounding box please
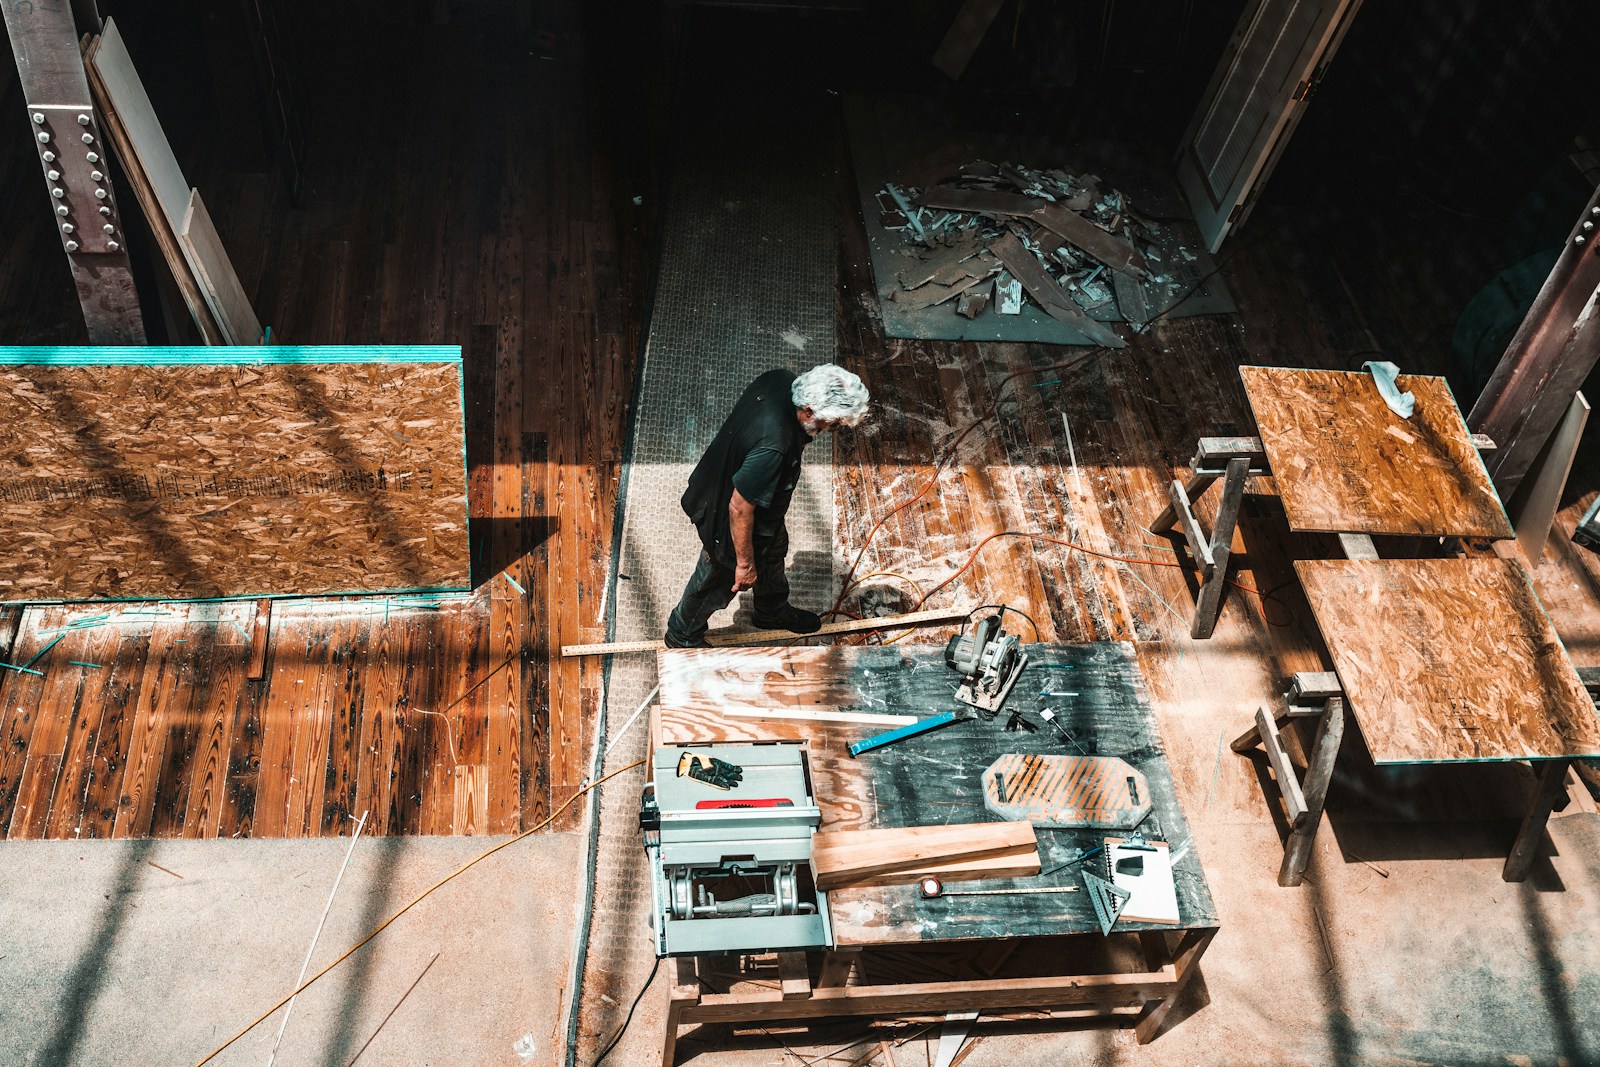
[729,488,758,592]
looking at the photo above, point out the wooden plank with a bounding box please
[1240,365,1513,538]
[1166,479,1214,570]
[812,821,1037,891]
[562,606,970,657]
[1511,391,1588,567]
[889,264,998,311]
[44,622,142,838]
[319,614,372,833]
[1254,705,1307,827]
[721,706,918,727]
[178,189,263,345]
[1294,558,1600,763]
[246,599,272,681]
[88,19,188,230]
[1504,758,1573,882]
[1031,203,1150,279]
[181,605,253,838]
[1279,698,1344,887]
[0,353,470,601]
[917,189,1148,279]
[986,234,1126,349]
[83,30,215,345]
[1149,471,1215,536]
[1336,533,1378,560]
[930,0,1006,80]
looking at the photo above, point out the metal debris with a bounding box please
[875,158,1200,336]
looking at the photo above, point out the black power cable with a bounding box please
[591,957,662,1066]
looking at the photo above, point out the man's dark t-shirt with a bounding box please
[681,369,811,566]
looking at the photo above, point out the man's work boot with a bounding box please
[663,629,709,649]
[752,604,823,634]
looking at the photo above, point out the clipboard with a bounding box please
[1105,837,1179,925]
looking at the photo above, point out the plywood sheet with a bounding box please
[1241,365,1512,537]
[90,18,189,232]
[1295,558,1600,763]
[0,346,468,601]
[179,190,262,346]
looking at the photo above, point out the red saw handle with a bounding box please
[694,798,794,809]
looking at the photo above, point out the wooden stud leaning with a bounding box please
[560,606,972,657]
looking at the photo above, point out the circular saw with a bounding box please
[944,613,1029,718]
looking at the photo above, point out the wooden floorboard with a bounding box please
[4,4,1586,841]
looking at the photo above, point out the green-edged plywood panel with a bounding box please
[0,346,469,602]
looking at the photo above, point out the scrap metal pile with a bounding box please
[875,161,1199,347]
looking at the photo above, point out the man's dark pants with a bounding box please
[665,529,790,645]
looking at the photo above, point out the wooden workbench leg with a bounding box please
[1149,470,1218,533]
[1504,758,1572,882]
[1280,699,1345,887]
[1191,458,1250,639]
[817,949,860,988]
[661,957,699,1067]
[1134,928,1216,1043]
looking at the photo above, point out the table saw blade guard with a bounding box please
[643,743,833,957]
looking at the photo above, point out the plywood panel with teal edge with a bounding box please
[0,346,469,602]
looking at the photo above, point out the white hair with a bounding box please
[791,364,870,427]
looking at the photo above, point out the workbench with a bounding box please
[1239,557,1600,885]
[1149,365,1511,636]
[652,642,1218,1064]
[1148,366,1600,885]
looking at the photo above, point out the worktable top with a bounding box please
[1240,365,1512,539]
[656,642,1218,945]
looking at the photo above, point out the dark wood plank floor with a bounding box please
[3,0,1594,843]
[0,1,652,838]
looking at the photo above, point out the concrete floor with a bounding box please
[0,833,580,1067]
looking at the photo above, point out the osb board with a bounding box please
[656,643,1216,945]
[0,349,468,601]
[1294,558,1600,764]
[1240,365,1512,538]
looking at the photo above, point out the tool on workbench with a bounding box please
[1003,707,1037,733]
[676,751,744,790]
[643,745,832,956]
[945,613,1028,717]
[848,708,967,757]
[919,877,1080,899]
[1037,708,1088,753]
[1082,869,1132,934]
[1041,843,1105,877]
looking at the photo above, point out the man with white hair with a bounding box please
[665,363,870,648]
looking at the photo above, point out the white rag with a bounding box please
[1362,360,1415,418]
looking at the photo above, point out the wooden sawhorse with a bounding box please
[1148,436,1269,638]
[1232,671,1346,887]
[1234,671,1578,886]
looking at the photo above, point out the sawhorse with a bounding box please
[1232,671,1345,887]
[1234,671,1578,885]
[1148,436,1269,638]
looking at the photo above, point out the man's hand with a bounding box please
[732,560,758,593]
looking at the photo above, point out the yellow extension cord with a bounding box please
[195,756,648,1067]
